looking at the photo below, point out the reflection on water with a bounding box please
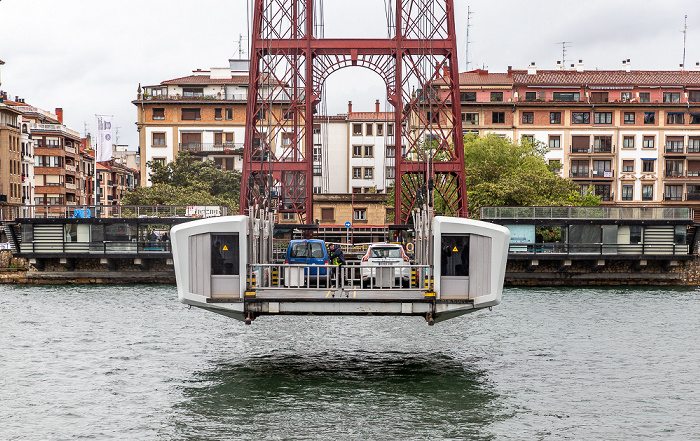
[174,352,500,440]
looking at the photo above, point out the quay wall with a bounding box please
[2,250,700,286]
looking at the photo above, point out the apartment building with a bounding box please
[134,59,291,184]
[0,100,21,205]
[450,62,700,208]
[347,100,397,194]
[95,162,137,205]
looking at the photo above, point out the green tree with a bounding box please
[464,134,599,217]
[123,152,241,212]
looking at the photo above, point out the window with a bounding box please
[225,158,234,170]
[522,112,534,124]
[667,113,685,125]
[666,137,684,153]
[492,112,505,124]
[364,167,373,179]
[490,92,503,102]
[182,88,203,97]
[592,160,612,176]
[181,108,201,121]
[353,187,362,194]
[689,138,700,153]
[644,112,655,124]
[643,136,655,149]
[386,146,395,158]
[354,209,367,221]
[386,166,395,179]
[152,133,166,146]
[549,135,561,149]
[313,186,322,194]
[553,92,580,102]
[689,91,700,102]
[639,92,651,103]
[152,108,165,120]
[525,91,537,101]
[621,185,633,201]
[225,108,233,120]
[621,92,633,101]
[181,133,201,149]
[665,185,683,201]
[214,133,223,146]
[352,145,362,157]
[426,111,439,124]
[624,112,635,124]
[663,92,681,103]
[594,112,612,124]
[377,124,383,136]
[593,136,612,153]
[255,108,266,121]
[571,135,590,153]
[353,124,362,136]
[594,184,612,201]
[688,185,700,200]
[321,208,334,221]
[462,112,479,125]
[522,135,534,144]
[642,184,654,201]
[214,108,222,121]
[352,167,362,179]
[313,164,322,176]
[460,91,477,102]
[570,160,589,177]
[590,92,609,103]
[642,160,655,173]
[622,160,634,173]
[549,160,561,172]
[152,157,166,166]
[550,112,561,124]
[387,123,394,136]
[572,112,590,124]
[366,123,373,136]
[364,145,373,157]
[225,133,234,146]
[622,136,635,149]
[691,114,700,124]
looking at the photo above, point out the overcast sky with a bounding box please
[1,0,699,149]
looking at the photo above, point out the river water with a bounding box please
[1,284,699,440]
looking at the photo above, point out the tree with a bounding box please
[463,134,599,217]
[123,152,241,212]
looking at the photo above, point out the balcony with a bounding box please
[141,93,248,101]
[569,171,590,178]
[593,145,615,154]
[591,170,614,178]
[65,145,76,154]
[570,146,590,154]
[687,145,700,154]
[178,142,244,154]
[665,146,685,154]
[28,123,80,139]
[65,182,77,190]
[665,171,685,178]
[65,164,77,173]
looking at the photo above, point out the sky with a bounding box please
[1,0,699,150]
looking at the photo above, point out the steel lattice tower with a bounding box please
[242,0,466,224]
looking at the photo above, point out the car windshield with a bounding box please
[370,247,402,258]
[290,243,308,258]
[309,242,324,258]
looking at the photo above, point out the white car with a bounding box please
[360,243,411,287]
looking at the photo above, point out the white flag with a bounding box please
[95,115,113,163]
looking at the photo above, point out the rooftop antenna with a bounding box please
[681,15,688,70]
[237,33,248,59]
[558,41,572,69]
[465,6,474,71]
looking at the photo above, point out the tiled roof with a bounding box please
[457,70,513,86]
[348,112,395,121]
[162,75,250,85]
[510,70,700,87]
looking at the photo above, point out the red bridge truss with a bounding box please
[241,0,466,224]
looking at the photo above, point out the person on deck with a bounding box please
[329,244,346,287]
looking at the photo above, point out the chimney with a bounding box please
[55,108,63,124]
[507,65,513,77]
[348,101,352,114]
[623,59,631,73]
[375,99,380,113]
[527,62,537,75]
[556,61,563,70]
[680,63,685,71]
[695,62,700,71]
[576,60,584,72]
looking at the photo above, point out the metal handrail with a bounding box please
[480,206,692,220]
[507,242,689,255]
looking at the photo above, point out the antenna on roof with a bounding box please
[237,33,248,59]
[681,15,688,70]
[557,42,572,69]
[465,6,474,71]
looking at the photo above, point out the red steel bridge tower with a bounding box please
[241,0,466,224]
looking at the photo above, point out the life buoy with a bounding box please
[406,242,414,253]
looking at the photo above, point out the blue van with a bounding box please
[285,239,329,275]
